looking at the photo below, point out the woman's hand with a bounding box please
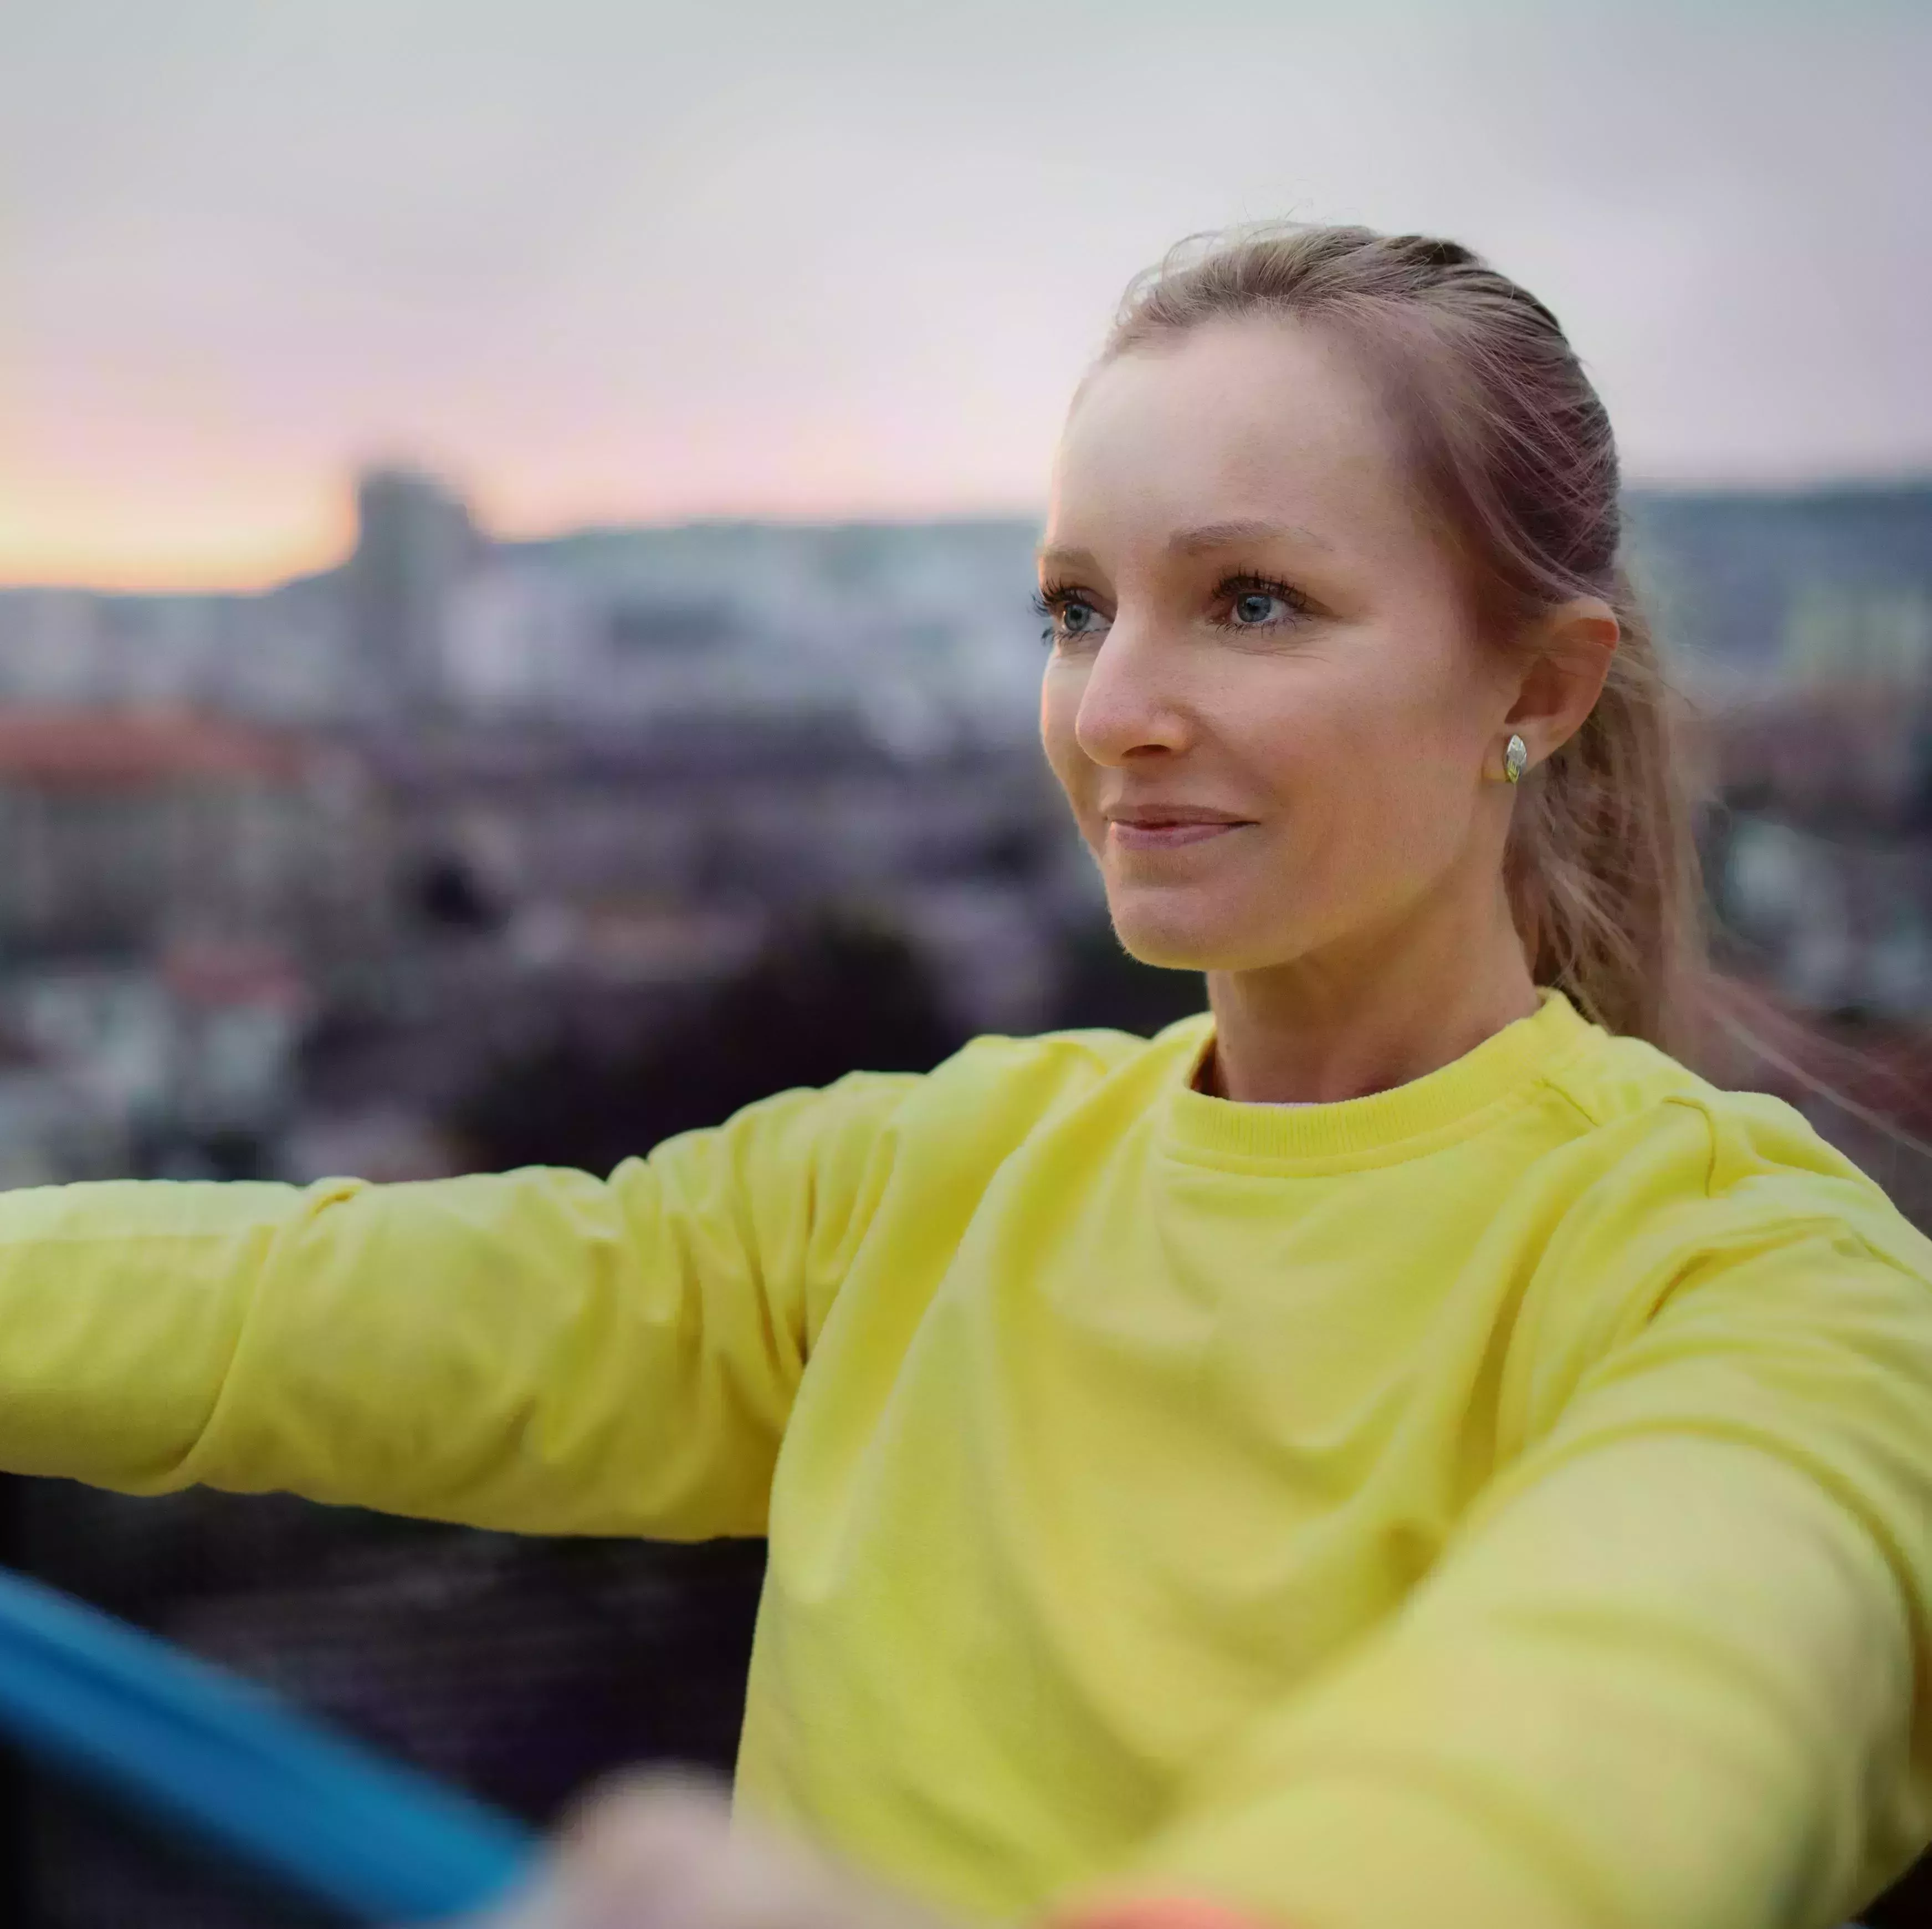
[476,1768,971,1929]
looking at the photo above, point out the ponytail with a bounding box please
[1507,570,1701,1051]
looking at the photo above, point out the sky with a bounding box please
[3,0,1929,590]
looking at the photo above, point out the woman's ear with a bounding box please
[1505,597,1619,763]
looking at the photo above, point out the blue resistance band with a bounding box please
[0,1566,537,1922]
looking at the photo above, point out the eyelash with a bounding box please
[1031,573,1313,646]
[1031,584,1075,646]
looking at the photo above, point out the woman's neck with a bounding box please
[1197,886,1540,1105]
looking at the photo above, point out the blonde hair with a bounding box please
[1102,222,1703,1051]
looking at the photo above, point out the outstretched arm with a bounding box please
[1043,1224,1932,1929]
[0,1070,923,1539]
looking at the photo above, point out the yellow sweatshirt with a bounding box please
[0,990,1928,1929]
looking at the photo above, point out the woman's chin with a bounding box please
[1107,904,1245,973]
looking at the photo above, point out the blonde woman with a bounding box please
[4,226,1928,1929]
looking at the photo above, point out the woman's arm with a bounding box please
[0,1070,923,1538]
[1041,1224,1932,1929]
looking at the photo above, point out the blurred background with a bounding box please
[1,2,1928,1922]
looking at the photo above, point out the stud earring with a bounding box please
[1502,734,1528,785]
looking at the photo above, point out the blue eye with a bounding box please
[1033,585,1109,647]
[1213,575,1308,632]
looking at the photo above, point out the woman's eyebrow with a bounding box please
[1036,522,1331,576]
[1167,519,1331,555]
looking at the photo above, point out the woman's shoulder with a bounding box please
[1542,1015,1931,1279]
[773,1021,1197,1206]
[914,1015,1206,1108]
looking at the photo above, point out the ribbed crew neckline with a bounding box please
[1158,988,1595,1166]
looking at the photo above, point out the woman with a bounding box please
[4,224,1929,1929]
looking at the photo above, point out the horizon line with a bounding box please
[6,468,1931,600]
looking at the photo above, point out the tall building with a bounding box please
[346,466,479,717]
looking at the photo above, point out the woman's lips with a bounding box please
[1108,821,1249,849]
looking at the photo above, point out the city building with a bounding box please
[345,465,482,718]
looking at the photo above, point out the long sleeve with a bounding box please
[1045,1222,1932,1929]
[0,1068,923,1538]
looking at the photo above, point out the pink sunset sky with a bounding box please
[4,0,1929,591]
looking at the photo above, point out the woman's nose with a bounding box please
[1072,628,1192,764]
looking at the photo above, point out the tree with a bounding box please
[449,899,968,1175]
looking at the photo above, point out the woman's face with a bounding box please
[1038,314,1520,976]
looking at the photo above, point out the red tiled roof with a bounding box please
[161,939,309,1010]
[0,708,306,788]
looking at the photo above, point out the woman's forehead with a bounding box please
[1049,321,1418,560]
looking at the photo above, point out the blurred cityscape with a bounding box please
[0,474,1091,1198]
[0,472,1924,1203]
[1,470,1929,1924]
